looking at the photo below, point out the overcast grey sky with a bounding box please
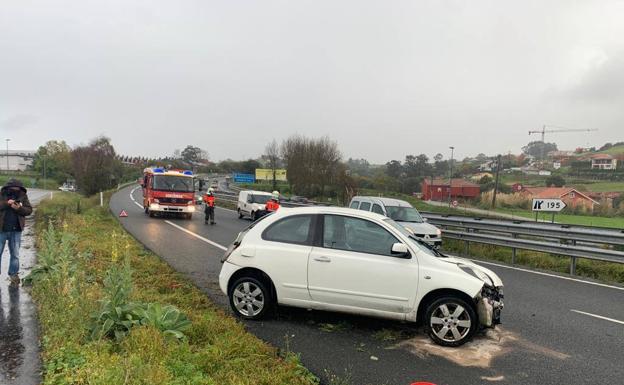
[1,0,623,163]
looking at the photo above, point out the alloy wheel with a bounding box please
[232,281,265,317]
[429,302,472,343]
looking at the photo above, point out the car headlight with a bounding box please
[436,228,442,236]
[187,200,193,205]
[459,264,494,286]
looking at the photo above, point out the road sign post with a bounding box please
[531,198,566,222]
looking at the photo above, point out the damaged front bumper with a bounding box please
[476,285,504,328]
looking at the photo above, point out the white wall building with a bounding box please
[0,150,36,171]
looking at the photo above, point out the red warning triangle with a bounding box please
[119,210,128,217]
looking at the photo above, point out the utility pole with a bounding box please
[448,146,455,207]
[491,154,502,208]
[5,139,10,175]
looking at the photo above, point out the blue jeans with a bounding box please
[0,231,21,276]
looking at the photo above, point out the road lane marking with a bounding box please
[570,310,624,325]
[471,259,624,292]
[164,220,228,251]
[130,186,143,208]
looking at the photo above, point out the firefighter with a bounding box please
[204,188,216,225]
[265,190,280,213]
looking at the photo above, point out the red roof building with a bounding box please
[532,187,598,210]
[422,178,481,201]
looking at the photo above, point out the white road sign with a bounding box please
[532,198,567,212]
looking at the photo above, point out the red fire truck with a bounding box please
[141,167,196,219]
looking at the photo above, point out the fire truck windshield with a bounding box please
[152,175,194,192]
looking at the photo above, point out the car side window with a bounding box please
[371,204,384,215]
[349,201,360,209]
[262,215,313,245]
[359,202,371,211]
[323,215,400,256]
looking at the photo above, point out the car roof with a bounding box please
[351,196,412,207]
[241,190,272,195]
[274,206,389,221]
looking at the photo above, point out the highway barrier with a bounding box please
[421,212,624,275]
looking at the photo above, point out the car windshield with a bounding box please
[385,206,424,223]
[250,194,271,204]
[383,219,443,257]
[153,175,194,192]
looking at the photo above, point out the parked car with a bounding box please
[349,196,442,247]
[58,183,76,192]
[219,207,504,347]
[290,195,309,204]
[237,190,273,221]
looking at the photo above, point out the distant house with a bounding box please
[422,178,481,201]
[519,186,598,211]
[590,154,617,170]
[478,160,495,172]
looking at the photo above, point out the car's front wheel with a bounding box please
[229,277,272,320]
[424,296,477,347]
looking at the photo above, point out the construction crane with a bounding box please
[528,125,598,143]
[528,125,598,160]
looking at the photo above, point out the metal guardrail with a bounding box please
[216,188,624,275]
[422,212,624,247]
[422,213,624,275]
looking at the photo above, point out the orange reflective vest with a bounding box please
[204,195,215,207]
[266,199,280,211]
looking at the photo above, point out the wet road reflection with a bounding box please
[0,189,48,384]
[0,285,24,380]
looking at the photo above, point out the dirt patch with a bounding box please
[397,327,569,369]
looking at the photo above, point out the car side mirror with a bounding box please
[391,243,410,258]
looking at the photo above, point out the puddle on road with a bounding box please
[0,209,42,384]
[397,327,569,369]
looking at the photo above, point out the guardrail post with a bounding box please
[464,240,469,256]
[570,256,577,275]
[511,233,517,264]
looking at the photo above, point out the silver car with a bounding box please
[348,196,442,247]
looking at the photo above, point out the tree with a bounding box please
[31,140,72,182]
[264,139,280,190]
[433,153,444,162]
[385,160,402,178]
[403,154,432,178]
[181,145,205,164]
[281,135,341,198]
[71,136,123,195]
[545,175,566,187]
[522,141,558,159]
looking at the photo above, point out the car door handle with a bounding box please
[313,256,331,263]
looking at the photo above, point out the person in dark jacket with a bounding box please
[0,179,33,285]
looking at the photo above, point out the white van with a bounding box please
[237,190,273,221]
[348,196,442,247]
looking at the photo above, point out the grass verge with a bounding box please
[30,192,318,385]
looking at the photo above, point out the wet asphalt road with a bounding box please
[111,185,624,385]
[1,189,49,385]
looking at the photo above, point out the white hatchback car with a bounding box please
[219,207,504,346]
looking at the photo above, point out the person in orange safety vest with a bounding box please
[265,190,280,213]
[204,188,216,225]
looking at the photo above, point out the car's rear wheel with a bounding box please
[251,211,257,221]
[229,277,271,320]
[424,296,477,347]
